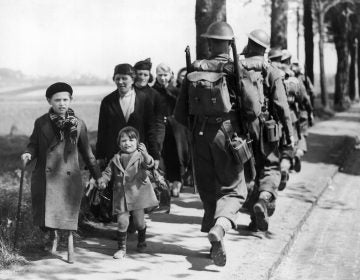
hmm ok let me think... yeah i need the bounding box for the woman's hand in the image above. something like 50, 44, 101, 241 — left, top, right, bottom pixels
21, 153, 32, 168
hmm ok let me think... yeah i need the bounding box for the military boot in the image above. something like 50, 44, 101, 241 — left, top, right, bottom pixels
253, 191, 272, 231
278, 170, 289, 191
137, 227, 147, 252
208, 225, 226, 267
247, 215, 258, 232
113, 231, 127, 259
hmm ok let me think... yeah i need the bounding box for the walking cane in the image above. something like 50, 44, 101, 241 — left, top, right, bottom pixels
13, 164, 26, 249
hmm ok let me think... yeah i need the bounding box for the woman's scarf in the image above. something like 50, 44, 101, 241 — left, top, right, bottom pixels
49, 108, 78, 144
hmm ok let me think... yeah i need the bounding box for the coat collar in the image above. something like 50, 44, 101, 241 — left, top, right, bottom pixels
111, 151, 141, 172
109, 88, 140, 124
39, 114, 59, 150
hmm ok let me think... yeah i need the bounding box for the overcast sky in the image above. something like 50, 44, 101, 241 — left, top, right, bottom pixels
0, 0, 336, 79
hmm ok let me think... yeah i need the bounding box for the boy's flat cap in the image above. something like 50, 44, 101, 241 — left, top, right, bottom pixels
46, 82, 73, 98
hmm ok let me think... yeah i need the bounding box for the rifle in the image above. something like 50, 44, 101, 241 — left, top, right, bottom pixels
185, 46, 198, 194
230, 39, 256, 181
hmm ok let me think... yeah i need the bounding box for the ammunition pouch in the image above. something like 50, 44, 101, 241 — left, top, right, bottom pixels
264, 119, 280, 143
221, 123, 253, 164
229, 137, 253, 164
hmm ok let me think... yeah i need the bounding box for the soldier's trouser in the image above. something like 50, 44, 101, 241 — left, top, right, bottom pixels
192, 118, 247, 233
297, 117, 308, 153
245, 119, 281, 217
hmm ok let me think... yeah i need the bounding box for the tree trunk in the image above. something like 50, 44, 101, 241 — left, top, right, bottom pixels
303, 0, 314, 83
349, 38, 359, 102
358, 36, 360, 101
317, 8, 328, 108
270, 0, 288, 49
329, 4, 352, 110
334, 37, 350, 109
195, 0, 226, 59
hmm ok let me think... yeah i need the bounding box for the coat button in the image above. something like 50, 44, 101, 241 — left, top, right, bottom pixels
46, 167, 51, 172
67, 171, 71, 175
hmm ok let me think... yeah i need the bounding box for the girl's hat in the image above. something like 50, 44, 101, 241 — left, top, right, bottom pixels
46, 82, 73, 98
113, 63, 135, 78
134, 58, 152, 71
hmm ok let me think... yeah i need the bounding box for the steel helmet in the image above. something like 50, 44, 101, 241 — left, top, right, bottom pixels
248, 29, 270, 49
201, 21, 235, 40
268, 49, 283, 60
281, 49, 292, 61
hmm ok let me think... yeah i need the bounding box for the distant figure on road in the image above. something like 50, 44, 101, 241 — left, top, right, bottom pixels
21, 82, 101, 251
98, 126, 158, 259
95, 63, 158, 222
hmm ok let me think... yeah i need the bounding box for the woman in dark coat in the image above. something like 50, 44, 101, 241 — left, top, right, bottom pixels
95, 64, 158, 221
152, 63, 191, 197
133, 58, 162, 168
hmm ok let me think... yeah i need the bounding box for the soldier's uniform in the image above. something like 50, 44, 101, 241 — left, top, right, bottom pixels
174, 22, 258, 267
279, 50, 312, 174
241, 32, 293, 232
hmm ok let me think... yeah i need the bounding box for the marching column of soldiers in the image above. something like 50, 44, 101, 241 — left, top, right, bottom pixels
175, 21, 314, 267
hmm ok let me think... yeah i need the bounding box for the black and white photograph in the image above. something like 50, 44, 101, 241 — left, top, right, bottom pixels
1, 0, 360, 279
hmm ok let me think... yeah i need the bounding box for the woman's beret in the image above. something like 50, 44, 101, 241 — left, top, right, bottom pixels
134, 58, 152, 71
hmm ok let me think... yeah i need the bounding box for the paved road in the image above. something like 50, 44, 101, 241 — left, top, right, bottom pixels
271, 147, 360, 280
1, 104, 360, 280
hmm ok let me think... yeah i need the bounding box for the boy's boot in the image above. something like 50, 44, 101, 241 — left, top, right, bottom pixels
137, 227, 147, 252
113, 231, 127, 259
208, 219, 228, 267
43, 229, 58, 253
253, 191, 272, 231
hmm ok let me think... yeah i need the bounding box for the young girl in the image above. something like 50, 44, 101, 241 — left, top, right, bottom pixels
98, 126, 158, 259
21, 82, 101, 259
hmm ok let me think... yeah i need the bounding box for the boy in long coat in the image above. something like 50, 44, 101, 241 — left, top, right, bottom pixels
21, 82, 101, 244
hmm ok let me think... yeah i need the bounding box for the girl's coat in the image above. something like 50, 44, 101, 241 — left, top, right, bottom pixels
102, 151, 158, 214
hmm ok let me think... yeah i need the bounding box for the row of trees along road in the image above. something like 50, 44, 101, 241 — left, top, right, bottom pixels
195, 0, 360, 112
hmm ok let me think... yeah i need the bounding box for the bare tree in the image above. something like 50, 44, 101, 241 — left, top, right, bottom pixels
270, 0, 288, 49
195, 0, 226, 59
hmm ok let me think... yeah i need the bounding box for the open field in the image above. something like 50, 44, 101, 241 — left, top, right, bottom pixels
0, 85, 114, 135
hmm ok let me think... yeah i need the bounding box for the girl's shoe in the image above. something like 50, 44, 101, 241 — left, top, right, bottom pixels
137, 227, 147, 252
